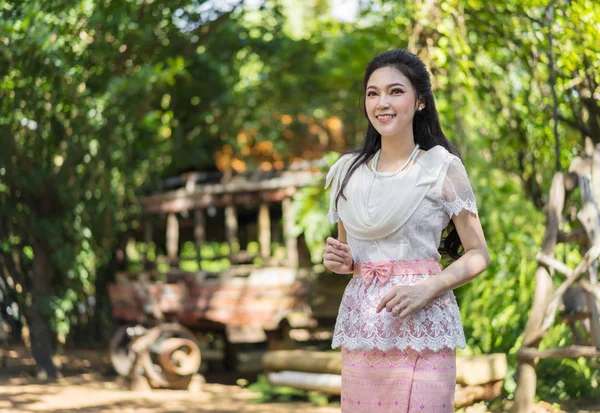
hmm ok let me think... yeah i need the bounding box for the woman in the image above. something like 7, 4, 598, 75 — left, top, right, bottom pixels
323, 49, 490, 412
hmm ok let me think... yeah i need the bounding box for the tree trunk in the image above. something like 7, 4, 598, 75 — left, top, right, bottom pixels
91, 235, 127, 345
27, 237, 58, 379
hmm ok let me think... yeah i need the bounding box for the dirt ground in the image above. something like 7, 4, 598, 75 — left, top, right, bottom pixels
0, 374, 342, 413
0, 346, 341, 413
0, 347, 598, 413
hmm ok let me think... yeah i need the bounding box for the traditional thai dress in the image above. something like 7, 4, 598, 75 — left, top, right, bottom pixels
325, 145, 478, 413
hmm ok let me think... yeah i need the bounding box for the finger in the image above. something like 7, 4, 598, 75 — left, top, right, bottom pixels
323, 246, 348, 261
323, 260, 342, 271
377, 285, 403, 311
325, 250, 347, 262
327, 241, 350, 256
327, 237, 351, 253
398, 305, 415, 319
376, 292, 395, 313
324, 243, 343, 256
385, 296, 403, 312
338, 242, 351, 253
326, 237, 339, 247
324, 253, 344, 264
392, 301, 409, 316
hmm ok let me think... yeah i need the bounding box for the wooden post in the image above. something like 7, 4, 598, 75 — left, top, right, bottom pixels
166, 213, 179, 270
282, 197, 298, 268
143, 219, 153, 270
586, 145, 600, 349
194, 208, 205, 270
258, 203, 271, 260
513, 173, 564, 413
576, 174, 600, 349
225, 205, 239, 256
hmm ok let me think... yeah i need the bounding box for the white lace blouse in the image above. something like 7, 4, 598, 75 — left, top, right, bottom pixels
325, 145, 478, 352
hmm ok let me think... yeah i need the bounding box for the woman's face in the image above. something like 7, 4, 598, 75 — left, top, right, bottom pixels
365, 66, 419, 139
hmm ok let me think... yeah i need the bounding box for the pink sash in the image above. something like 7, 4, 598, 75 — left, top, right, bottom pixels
353, 259, 442, 288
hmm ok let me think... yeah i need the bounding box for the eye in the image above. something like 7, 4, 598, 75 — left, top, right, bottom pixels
367, 91, 377, 97
391, 88, 404, 94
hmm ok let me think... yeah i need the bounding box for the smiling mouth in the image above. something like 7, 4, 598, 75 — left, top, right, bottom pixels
376, 114, 396, 120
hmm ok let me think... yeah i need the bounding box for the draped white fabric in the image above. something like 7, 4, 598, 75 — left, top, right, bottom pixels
325, 145, 479, 351
325, 146, 451, 240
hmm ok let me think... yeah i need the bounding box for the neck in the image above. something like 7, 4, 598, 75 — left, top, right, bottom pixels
379, 132, 416, 161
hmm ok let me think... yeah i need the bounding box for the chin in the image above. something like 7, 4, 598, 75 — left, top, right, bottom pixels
375, 126, 403, 137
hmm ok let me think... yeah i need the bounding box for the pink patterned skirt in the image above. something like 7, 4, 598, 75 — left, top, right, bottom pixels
341, 346, 456, 412
336, 259, 458, 412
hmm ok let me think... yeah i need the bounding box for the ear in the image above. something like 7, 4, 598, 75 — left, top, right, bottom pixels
416, 97, 426, 111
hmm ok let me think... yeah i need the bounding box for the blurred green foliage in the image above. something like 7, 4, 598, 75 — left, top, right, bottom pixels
0, 0, 598, 401
248, 373, 308, 403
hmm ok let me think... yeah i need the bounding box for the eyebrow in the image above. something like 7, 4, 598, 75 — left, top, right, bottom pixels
367, 82, 406, 90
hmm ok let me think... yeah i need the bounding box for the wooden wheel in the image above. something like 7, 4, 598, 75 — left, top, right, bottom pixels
109, 325, 138, 377
135, 323, 201, 389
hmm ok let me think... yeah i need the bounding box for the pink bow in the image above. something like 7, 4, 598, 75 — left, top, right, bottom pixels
360, 261, 392, 287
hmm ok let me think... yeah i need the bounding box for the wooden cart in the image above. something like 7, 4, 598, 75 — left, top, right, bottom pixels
107, 164, 346, 389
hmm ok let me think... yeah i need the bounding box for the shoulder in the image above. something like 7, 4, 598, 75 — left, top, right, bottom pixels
325, 152, 361, 189
416, 145, 456, 174
337, 151, 361, 165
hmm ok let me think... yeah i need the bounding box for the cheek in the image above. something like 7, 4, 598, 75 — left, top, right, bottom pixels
365, 100, 378, 119
395, 97, 415, 113
365, 99, 377, 113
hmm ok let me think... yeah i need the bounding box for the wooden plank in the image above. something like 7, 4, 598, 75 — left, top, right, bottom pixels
226, 326, 267, 343
141, 170, 320, 203
282, 197, 298, 267
455, 381, 503, 408
456, 354, 507, 386
576, 173, 600, 349
585, 264, 600, 350
557, 229, 588, 245
517, 345, 600, 360
266, 370, 504, 404
540, 243, 600, 333
225, 205, 239, 256
166, 213, 179, 269
203, 310, 288, 327
263, 350, 507, 386
262, 350, 342, 375
521, 172, 564, 347
267, 371, 341, 395
258, 203, 271, 259
536, 253, 572, 277
194, 208, 205, 266
141, 187, 302, 214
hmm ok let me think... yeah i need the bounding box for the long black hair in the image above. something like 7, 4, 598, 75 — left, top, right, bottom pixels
335, 49, 463, 259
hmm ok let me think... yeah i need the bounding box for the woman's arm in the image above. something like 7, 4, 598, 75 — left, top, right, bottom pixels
422, 209, 490, 297
337, 221, 348, 243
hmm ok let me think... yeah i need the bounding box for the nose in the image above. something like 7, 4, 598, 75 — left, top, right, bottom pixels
376, 94, 390, 109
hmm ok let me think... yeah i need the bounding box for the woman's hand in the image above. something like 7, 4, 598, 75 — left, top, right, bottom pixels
376, 283, 435, 318
323, 237, 353, 274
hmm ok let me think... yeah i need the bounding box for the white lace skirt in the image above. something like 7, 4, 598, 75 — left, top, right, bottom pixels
331, 259, 466, 352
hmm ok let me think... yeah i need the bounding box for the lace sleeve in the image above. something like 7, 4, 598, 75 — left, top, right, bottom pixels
324, 154, 355, 224
441, 157, 478, 218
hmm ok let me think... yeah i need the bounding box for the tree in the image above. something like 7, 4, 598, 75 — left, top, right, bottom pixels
0, 0, 248, 377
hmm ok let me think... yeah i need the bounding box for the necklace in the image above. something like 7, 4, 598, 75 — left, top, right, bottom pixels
364, 144, 421, 217
371, 144, 420, 176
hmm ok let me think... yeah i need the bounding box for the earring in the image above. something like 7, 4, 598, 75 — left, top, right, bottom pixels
418, 105, 425, 111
